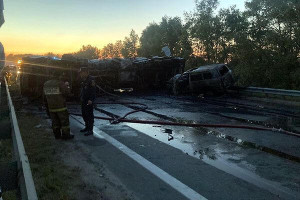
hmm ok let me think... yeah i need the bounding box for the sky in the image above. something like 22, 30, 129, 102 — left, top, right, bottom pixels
0, 0, 245, 55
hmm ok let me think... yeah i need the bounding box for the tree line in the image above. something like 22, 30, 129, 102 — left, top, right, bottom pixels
74, 16, 192, 61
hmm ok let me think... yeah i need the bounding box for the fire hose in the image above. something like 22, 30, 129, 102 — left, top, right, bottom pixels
68, 102, 300, 138
95, 102, 148, 124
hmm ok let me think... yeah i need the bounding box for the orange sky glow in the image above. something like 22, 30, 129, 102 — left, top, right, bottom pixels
0, 0, 244, 55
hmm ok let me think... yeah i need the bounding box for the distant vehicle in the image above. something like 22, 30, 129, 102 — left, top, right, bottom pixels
168, 64, 234, 95
3, 65, 18, 85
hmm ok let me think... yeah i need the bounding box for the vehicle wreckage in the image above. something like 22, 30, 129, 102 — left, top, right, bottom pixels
167, 64, 234, 95
19, 55, 185, 98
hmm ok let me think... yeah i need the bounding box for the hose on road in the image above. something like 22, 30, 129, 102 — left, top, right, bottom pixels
94, 102, 148, 124
68, 102, 300, 138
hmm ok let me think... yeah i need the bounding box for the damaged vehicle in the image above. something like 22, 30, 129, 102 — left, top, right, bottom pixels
168, 64, 234, 95
88, 56, 184, 90
19, 55, 185, 99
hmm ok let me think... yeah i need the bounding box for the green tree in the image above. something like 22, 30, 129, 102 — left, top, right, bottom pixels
44, 52, 61, 58
73, 45, 100, 59
112, 40, 123, 58
236, 0, 300, 88
139, 23, 162, 57
139, 17, 192, 59
100, 43, 114, 59
121, 30, 139, 58
186, 0, 300, 89
100, 40, 124, 59
160, 16, 192, 59
186, 0, 222, 63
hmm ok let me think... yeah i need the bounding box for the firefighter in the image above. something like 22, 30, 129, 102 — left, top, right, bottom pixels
79, 67, 96, 136
43, 72, 74, 140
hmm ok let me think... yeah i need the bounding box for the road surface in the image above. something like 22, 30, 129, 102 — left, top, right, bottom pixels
66, 93, 300, 200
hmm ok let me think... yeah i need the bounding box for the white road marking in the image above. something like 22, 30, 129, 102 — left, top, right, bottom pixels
70, 116, 208, 200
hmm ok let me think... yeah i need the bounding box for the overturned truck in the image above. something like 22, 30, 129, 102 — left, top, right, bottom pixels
19, 55, 185, 98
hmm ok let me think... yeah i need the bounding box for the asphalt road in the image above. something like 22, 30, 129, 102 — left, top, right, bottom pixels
68, 94, 300, 200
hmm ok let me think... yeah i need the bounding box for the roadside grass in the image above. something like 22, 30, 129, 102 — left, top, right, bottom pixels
0, 139, 17, 200
8, 83, 80, 200
2, 191, 17, 200
17, 111, 80, 200
0, 139, 13, 163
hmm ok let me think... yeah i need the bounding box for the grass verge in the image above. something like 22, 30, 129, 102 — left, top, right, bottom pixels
16, 110, 80, 200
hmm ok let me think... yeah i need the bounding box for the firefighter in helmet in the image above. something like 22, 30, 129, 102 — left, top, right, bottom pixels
43, 71, 74, 140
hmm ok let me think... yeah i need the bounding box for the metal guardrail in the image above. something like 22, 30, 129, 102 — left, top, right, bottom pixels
2, 78, 38, 200
241, 87, 300, 98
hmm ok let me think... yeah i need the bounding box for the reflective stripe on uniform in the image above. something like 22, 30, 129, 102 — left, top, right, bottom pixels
44, 87, 61, 95
49, 107, 67, 112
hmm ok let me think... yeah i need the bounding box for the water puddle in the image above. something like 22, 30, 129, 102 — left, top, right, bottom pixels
140, 108, 300, 162
125, 123, 300, 200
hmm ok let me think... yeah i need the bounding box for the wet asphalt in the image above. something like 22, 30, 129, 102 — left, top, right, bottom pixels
68, 94, 300, 200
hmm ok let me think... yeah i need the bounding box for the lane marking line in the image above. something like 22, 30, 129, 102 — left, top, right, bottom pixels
70, 116, 207, 200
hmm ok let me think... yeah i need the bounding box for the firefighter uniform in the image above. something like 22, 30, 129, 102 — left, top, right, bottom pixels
80, 75, 96, 135
43, 79, 73, 139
